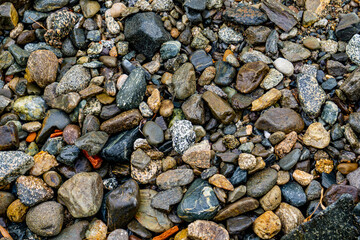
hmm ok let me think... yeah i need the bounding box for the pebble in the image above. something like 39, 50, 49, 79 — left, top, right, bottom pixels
223, 5, 267, 26
50, 220, 89, 240
13, 95, 47, 121
279, 149, 301, 171
56, 65, 91, 95
151, 187, 183, 212
30, 151, 58, 176
182, 140, 212, 169
246, 168, 278, 198
85, 219, 107, 240
0, 2, 18, 30
236, 61, 269, 94
170, 120, 196, 154
281, 181, 307, 207
275, 202, 304, 234
273, 57, 294, 76
323, 184, 360, 206
253, 211, 281, 239
16, 176, 54, 206
177, 179, 219, 222
208, 174, 234, 191
251, 88, 282, 111
6, 199, 29, 223
57, 172, 103, 218
347, 167, 360, 189
100, 109, 142, 135
303, 122, 330, 149
160, 41, 181, 60
26, 201, 64, 237
0, 151, 34, 186
259, 185, 281, 211
108, 2, 126, 18
74, 131, 108, 156
218, 27, 243, 44
202, 91, 235, 124
172, 63, 196, 100
156, 169, 194, 190
293, 169, 314, 186
238, 153, 257, 170
260, 68, 283, 90
214, 197, 259, 221
188, 220, 229, 240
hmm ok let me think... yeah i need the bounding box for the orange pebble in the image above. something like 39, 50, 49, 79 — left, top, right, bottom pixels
223, 49, 233, 61
82, 150, 103, 169
153, 226, 179, 240
26, 132, 37, 143
50, 131, 63, 138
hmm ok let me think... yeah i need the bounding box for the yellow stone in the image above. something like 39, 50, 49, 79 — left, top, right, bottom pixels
251, 88, 282, 111
174, 229, 188, 240
303, 122, 330, 149
147, 88, 161, 113
253, 211, 281, 239
315, 159, 334, 174
293, 169, 314, 186
96, 93, 115, 104
7, 199, 29, 223
209, 174, 234, 191
30, 151, 59, 176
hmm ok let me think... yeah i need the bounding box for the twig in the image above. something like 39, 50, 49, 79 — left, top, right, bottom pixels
28, 17, 47, 30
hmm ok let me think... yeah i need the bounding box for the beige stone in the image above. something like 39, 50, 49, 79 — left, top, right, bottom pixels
253, 211, 281, 239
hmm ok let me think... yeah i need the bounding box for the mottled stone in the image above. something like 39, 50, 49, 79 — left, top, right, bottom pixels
170, 120, 196, 154
172, 63, 196, 100
188, 220, 229, 240
253, 211, 281, 239
182, 140, 212, 169
223, 5, 267, 26
30, 151, 58, 176
236, 61, 269, 94
13, 95, 47, 121
0, 151, 34, 186
275, 203, 304, 234
16, 176, 54, 207
303, 122, 330, 149
57, 172, 103, 218
56, 65, 91, 95
280, 41, 311, 62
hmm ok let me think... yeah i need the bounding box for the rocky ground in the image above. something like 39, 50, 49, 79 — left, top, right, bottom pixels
0, 0, 360, 239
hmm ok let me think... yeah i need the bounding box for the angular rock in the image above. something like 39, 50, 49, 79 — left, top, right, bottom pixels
172, 63, 196, 100
156, 169, 194, 190
106, 179, 140, 231
0, 123, 19, 151
181, 93, 205, 125
13, 95, 47, 121
188, 220, 230, 240
202, 91, 235, 124
182, 140, 212, 169
56, 65, 91, 95
124, 12, 171, 59
281, 41, 311, 62
213, 197, 259, 221
340, 66, 360, 101
36, 109, 71, 143
75, 131, 108, 156
236, 61, 269, 94
261, 0, 298, 32
16, 176, 54, 207
0, 2, 18, 30
0, 151, 34, 186
151, 187, 183, 212
223, 5, 267, 26
57, 172, 103, 218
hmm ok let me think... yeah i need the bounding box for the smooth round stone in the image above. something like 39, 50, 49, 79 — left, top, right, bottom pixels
43, 171, 62, 188
50, 220, 89, 240
321, 101, 339, 125
63, 124, 81, 145
107, 229, 129, 240
246, 168, 278, 198
275, 202, 304, 234
213, 197, 259, 221
172, 63, 196, 100
26, 50, 58, 88
57, 172, 103, 218
293, 169, 314, 186
108, 2, 126, 18
214, 61, 236, 86
156, 169, 194, 190
34, 0, 69, 12
303, 36, 321, 50
13, 95, 47, 121
278, 149, 301, 171
303, 122, 330, 149
226, 215, 253, 235
106, 179, 140, 231
160, 41, 181, 60
238, 153, 257, 170
99, 56, 117, 68
305, 180, 322, 201
142, 121, 164, 146
281, 181, 307, 207
260, 185, 281, 211
323, 184, 360, 206
80, 0, 100, 18
0, 191, 15, 215
177, 179, 220, 222
273, 57, 294, 76
26, 201, 64, 237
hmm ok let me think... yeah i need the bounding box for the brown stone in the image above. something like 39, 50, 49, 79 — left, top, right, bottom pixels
100, 109, 143, 134
159, 99, 174, 117
63, 124, 81, 145
323, 184, 360, 206
187, 220, 229, 240
337, 163, 358, 175
209, 174, 234, 191
147, 88, 161, 113
315, 159, 334, 174
275, 202, 304, 234
293, 169, 313, 186
182, 140, 212, 169
198, 66, 216, 86
213, 197, 259, 221
255, 108, 305, 133
202, 91, 235, 124
0, 191, 15, 215
253, 211, 281, 239
7, 199, 29, 222
79, 84, 104, 98
251, 88, 282, 111
236, 61, 269, 94
0, 122, 19, 151
259, 185, 281, 211
274, 131, 297, 158
30, 151, 58, 176
26, 50, 58, 88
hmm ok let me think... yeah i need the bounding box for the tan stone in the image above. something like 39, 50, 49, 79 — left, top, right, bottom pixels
302, 122, 330, 149
198, 66, 216, 86
182, 140, 212, 169
251, 88, 282, 111
208, 174, 234, 191
253, 211, 281, 239
260, 185, 281, 211
275, 131, 297, 158
275, 202, 304, 234
7, 199, 29, 222
293, 169, 314, 186
277, 171, 290, 185
337, 163, 358, 175
30, 151, 59, 176
147, 88, 161, 113
159, 99, 174, 117
248, 157, 266, 174
238, 153, 257, 170
187, 220, 229, 240
202, 91, 235, 124
85, 219, 107, 240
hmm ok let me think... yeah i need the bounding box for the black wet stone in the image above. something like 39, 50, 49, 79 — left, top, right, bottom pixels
321, 171, 336, 189
116, 68, 146, 111
100, 127, 141, 162
124, 12, 172, 59
230, 167, 247, 186
335, 13, 360, 42
278, 149, 301, 171
282, 194, 360, 240
106, 179, 140, 231
223, 5, 267, 26
214, 61, 236, 86
281, 181, 307, 207
246, 168, 277, 198
177, 178, 220, 222
227, 215, 253, 235
57, 145, 80, 166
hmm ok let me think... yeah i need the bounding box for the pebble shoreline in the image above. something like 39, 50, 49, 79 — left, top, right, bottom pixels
0, 0, 360, 239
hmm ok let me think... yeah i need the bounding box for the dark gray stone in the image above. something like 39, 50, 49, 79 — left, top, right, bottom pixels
246, 168, 277, 198
278, 149, 301, 171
